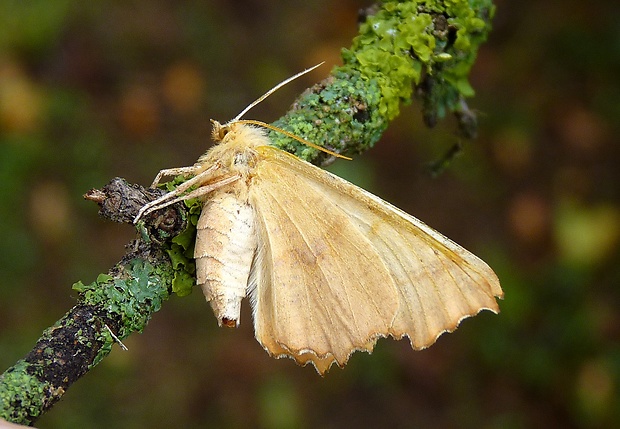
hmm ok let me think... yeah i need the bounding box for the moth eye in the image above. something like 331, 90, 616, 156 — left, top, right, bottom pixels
210, 120, 230, 142
219, 127, 230, 139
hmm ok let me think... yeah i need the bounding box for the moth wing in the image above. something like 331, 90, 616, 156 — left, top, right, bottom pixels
249, 151, 401, 374
249, 146, 502, 374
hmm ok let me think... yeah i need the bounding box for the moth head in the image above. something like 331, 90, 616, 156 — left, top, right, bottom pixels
210, 119, 230, 143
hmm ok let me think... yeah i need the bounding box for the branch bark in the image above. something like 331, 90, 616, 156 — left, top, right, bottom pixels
0, 0, 495, 424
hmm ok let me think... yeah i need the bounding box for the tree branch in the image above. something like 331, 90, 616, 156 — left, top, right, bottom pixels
0, 0, 495, 424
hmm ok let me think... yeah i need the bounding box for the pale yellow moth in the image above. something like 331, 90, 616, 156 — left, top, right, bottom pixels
135, 65, 503, 374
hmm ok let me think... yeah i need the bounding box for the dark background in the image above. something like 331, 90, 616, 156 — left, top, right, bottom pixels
1, 1, 618, 428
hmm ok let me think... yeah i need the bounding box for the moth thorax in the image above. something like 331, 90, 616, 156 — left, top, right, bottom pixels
195, 192, 257, 327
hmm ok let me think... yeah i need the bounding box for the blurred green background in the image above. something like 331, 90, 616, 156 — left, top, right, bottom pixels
1, 0, 619, 428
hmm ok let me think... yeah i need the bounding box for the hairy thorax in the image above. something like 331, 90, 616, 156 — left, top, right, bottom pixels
198, 122, 271, 182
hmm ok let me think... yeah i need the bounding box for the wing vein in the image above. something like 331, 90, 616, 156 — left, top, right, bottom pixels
261, 184, 337, 351
270, 183, 376, 347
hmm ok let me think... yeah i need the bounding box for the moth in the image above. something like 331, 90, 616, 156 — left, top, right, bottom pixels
135, 65, 503, 374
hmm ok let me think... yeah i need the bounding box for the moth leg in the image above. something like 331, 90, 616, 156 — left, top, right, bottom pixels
157, 163, 221, 198
134, 174, 241, 223
135, 163, 220, 223
150, 163, 218, 188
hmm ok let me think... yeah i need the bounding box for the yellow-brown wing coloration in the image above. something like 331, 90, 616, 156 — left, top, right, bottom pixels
248, 146, 503, 374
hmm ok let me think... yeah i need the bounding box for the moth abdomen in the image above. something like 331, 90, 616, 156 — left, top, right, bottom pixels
195, 191, 257, 327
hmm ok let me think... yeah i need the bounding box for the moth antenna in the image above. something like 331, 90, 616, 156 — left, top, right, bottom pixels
218, 63, 350, 160
238, 119, 352, 161
231, 62, 325, 123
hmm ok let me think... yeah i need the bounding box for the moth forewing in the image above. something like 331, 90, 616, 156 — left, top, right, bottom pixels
248, 145, 502, 374
344, 184, 502, 348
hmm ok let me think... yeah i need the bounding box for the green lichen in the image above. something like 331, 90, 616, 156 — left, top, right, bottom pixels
166, 236, 196, 298
342, 0, 494, 123
73, 260, 171, 338
0, 361, 45, 425
166, 185, 201, 297
269, 68, 386, 164
267, 0, 494, 166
